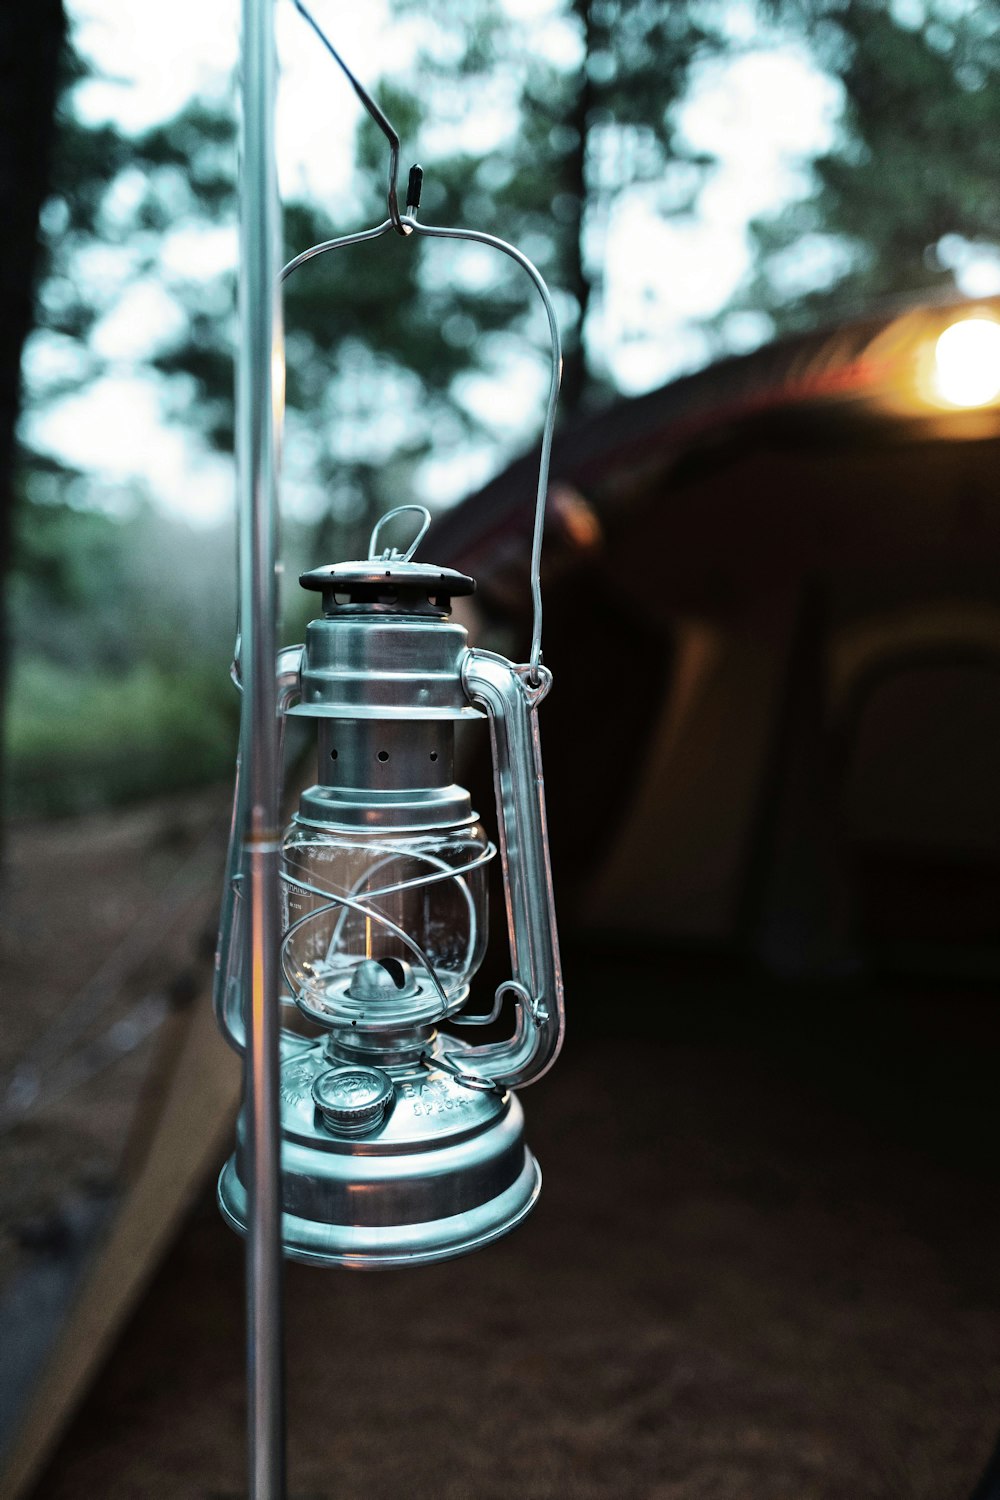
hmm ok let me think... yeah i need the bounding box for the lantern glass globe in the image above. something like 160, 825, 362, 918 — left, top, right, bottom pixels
280, 819, 490, 1011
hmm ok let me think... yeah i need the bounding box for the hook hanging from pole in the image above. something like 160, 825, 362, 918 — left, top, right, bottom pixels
291, 0, 414, 234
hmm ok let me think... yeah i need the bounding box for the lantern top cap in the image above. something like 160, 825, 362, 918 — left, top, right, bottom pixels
300, 559, 475, 595
299, 558, 476, 607
299, 503, 476, 610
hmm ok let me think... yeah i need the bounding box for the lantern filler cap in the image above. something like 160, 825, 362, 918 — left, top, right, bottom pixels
311, 1064, 395, 1137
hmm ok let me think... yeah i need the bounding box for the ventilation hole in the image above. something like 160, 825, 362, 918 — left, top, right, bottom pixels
429, 751, 438, 762
377, 750, 389, 763
330, 749, 338, 761
380, 957, 408, 990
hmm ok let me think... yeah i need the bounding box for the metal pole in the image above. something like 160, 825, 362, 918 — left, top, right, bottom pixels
238, 0, 285, 1493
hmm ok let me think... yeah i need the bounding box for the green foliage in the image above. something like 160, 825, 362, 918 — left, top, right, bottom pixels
5, 490, 240, 814
386, 0, 721, 406
3, 479, 330, 814
5, 657, 236, 817
10, 492, 236, 667
25, 5, 726, 548
735, 0, 1000, 329
12, 0, 1000, 816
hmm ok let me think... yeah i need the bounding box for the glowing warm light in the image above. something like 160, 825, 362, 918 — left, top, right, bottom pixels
933, 318, 1000, 407
271, 338, 286, 424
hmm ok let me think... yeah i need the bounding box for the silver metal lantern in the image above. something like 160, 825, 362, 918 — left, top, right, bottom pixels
216, 504, 564, 1267
225, 4, 564, 1482
217, 6, 566, 1276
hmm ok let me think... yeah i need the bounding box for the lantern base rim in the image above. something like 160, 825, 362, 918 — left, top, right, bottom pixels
217, 1151, 540, 1269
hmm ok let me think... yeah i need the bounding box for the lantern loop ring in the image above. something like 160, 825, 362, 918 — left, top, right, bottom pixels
515, 661, 552, 709
368, 504, 432, 562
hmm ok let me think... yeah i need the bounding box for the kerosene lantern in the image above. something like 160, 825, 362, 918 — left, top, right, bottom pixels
216, 503, 564, 1267
215, 0, 565, 1296
221, 10, 566, 1490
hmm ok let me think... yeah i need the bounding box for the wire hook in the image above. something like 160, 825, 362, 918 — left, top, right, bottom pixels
291, 0, 410, 235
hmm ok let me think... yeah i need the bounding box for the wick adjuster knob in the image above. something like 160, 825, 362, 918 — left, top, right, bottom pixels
312, 1065, 394, 1137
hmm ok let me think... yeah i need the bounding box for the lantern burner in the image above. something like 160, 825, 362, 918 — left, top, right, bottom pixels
347, 955, 417, 999
295, 951, 469, 1034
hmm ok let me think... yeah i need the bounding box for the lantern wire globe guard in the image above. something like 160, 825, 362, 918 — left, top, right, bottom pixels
222, 3, 566, 1492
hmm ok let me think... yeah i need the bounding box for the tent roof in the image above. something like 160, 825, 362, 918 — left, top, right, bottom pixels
428, 293, 1000, 597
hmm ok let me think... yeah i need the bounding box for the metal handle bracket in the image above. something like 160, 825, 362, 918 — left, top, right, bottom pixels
446, 649, 565, 1091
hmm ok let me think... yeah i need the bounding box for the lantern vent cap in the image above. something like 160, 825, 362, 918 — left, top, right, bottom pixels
300, 558, 476, 607
300, 503, 475, 613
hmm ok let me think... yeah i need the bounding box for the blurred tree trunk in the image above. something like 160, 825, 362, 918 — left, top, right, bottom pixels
0, 0, 65, 836
561, 0, 595, 416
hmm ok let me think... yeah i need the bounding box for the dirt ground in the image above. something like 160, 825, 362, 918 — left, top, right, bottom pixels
23, 944, 1000, 1500
0, 791, 229, 1294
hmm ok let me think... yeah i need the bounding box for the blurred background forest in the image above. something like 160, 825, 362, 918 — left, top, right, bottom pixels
3, 0, 999, 818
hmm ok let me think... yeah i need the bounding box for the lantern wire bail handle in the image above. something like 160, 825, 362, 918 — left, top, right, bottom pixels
368, 504, 432, 561
285, 0, 563, 686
